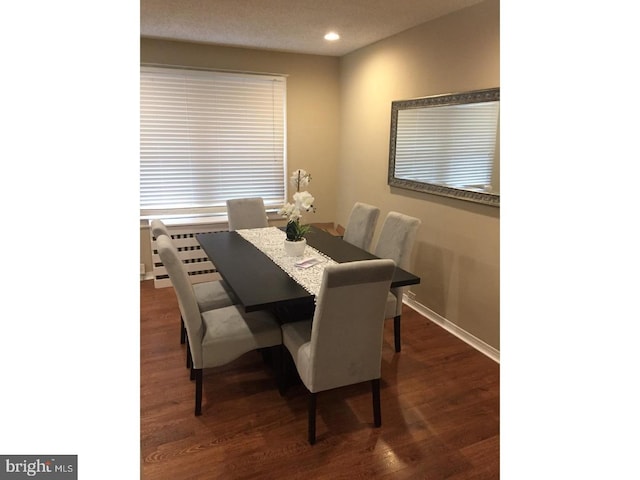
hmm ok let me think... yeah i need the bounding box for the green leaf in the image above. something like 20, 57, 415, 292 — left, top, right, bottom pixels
285, 220, 309, 241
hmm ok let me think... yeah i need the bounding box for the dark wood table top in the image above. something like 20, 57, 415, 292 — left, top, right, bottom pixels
196, 226, 420, 312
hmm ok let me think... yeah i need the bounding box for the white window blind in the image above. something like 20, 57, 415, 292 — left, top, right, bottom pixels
394, 101, 499, 191
140, 66, 286, 217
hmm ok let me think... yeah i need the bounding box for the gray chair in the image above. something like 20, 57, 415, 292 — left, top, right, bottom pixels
156, 235, 282, 416
150, 219, 237, 348
281, 259, 396, 444
373, 212, 421, 353
226, 197, 269, 231
342, 202, 380, 252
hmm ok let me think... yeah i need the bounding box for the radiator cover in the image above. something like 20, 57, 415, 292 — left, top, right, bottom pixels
151, 222, 227, 288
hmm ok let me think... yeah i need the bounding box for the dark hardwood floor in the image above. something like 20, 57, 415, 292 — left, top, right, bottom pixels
140, 280, 499, 479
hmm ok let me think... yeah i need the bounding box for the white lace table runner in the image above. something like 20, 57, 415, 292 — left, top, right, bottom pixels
235, 227, 336, 297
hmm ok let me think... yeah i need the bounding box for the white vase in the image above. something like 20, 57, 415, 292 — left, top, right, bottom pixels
284, 237, 307, 256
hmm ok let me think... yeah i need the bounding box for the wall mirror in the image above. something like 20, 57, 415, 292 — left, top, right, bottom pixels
388, 87, 500, 207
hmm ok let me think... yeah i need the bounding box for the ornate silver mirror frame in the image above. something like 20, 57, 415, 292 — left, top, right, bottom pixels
388, 87, 500, 207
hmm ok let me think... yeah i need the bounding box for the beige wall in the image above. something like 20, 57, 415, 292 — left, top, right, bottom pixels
139, 0, 500, 349
336, 0, 500, 348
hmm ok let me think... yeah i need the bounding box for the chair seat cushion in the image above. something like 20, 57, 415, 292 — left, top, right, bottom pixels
193, 280, 237, 311
281, 319, 313, 390
200, 305, 282, 368
282, 319, 312, 351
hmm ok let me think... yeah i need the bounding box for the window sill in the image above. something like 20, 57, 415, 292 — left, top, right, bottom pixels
139, 211, 284, 229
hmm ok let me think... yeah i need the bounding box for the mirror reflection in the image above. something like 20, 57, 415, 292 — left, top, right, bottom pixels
388, 88, 500, 207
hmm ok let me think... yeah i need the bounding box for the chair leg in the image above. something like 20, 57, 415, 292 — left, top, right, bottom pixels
308, 392, 317, 445
372, 379, 381, 427
393, 315, 402, 352
180, 316, 186, 344
194, 369, 203, 416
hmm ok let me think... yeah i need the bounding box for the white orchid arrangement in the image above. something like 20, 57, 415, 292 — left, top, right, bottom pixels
278, 169, 315, 241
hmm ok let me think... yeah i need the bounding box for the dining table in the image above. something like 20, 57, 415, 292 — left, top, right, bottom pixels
196, 225, 420, 320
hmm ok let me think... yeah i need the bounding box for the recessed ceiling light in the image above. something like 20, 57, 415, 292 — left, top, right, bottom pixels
324, 32, 340, 41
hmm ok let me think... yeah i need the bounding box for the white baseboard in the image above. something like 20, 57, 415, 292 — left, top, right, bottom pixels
403, 296, 499, 363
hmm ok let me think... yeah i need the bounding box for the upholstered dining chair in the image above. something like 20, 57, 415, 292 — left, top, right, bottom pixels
342, 202, 380, 252
150, 219, 237, 349
156, 234, 282, 416
226, 197, 269, 231
373, 212, 421, 353
280, 258, 396, 444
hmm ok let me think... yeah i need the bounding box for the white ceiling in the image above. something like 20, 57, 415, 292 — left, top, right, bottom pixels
140, 0, 486, 56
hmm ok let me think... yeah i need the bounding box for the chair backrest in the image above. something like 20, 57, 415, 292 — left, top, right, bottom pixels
342, 202, 380, 251
373, 212, 421, 271
307, 259, 395, 393
226, 197, 269, 231
156, 235, 204, 366
150, 219, 171, 240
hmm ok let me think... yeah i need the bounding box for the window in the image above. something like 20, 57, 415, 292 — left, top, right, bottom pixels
140, 66, 286, 218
